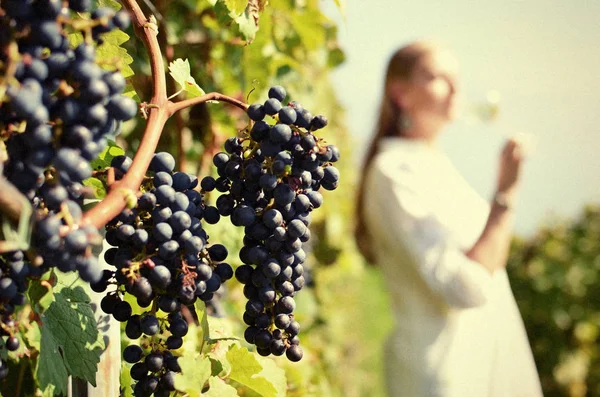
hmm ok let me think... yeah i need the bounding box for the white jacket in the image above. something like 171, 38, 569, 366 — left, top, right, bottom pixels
363, 137, 543, 397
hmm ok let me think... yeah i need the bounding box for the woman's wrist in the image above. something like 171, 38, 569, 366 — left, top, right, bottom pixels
492, 190, 516, 211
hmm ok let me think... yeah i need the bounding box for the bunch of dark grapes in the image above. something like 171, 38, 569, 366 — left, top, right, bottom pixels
201, 85, 340, 362
0, 1, 137, 274
97, 152, 233, 396
0, 0, 137, 381
0, 251, 33, 377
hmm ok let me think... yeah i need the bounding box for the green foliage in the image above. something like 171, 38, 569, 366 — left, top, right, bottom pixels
90, 140, 125, 170
508, 205, 600, 397
226, 345, 287, 397
83, 177, 107, 200
36, 273, 104, 395
96, 29, 135, 78
169, 58, 207, 97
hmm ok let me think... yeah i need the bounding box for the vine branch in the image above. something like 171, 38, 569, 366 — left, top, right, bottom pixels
167, 92, 248, 116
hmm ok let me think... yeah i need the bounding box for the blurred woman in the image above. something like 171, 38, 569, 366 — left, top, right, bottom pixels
355, 41, 543, 397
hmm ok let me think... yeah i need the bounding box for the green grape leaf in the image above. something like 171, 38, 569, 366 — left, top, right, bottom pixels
120, 362, 134, 397
24, 321, 41, 352
211, 0, 260, 43
169, 58, 206, 98
226, 345, 286, 397
96, 29, 135, 78
90, 139, 125, 171
223, 0, 247, 15
122, 83, 140, 101
234, 9, 259, 43
36, 286, 105, 393
195, 300, 210, 341
83, 177, 107, 200
28, 277, 55, 313
98, 0, 122, 10
202, 376, 239, 396
68, 32, 84, 49
37, 323, 70, 396
175, 353, 212, 396
254, 354, 287, 397
40, 383, 59, 397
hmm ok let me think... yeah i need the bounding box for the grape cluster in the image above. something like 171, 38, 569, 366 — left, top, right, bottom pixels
1, 1, 136, 198
201, 85, 340, 361
0, 0, 137, 381
0, 251, 32, 379
0, 1, 136, 276
96, 152, 232, 396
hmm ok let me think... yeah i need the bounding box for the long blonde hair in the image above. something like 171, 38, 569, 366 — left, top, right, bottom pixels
354, 41, 437, 263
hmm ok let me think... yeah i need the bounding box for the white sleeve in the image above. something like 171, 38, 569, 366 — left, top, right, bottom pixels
369, 159, 494, 309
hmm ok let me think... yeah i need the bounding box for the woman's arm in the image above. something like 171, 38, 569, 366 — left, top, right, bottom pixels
465, 192, 516, 274
466, 138, 523, 274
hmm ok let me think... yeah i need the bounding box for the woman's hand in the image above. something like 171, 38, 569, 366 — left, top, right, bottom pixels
496, 138, 524, 195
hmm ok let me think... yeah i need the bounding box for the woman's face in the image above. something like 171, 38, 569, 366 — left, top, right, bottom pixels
402, 49, 460, 123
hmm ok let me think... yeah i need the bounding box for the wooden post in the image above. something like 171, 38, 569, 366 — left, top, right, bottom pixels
87, 239, 122, 397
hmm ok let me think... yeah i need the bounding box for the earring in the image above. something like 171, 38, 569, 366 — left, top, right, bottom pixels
397, 114, 412, 132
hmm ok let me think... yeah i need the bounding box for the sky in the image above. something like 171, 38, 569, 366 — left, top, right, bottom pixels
323, 0, 600, 238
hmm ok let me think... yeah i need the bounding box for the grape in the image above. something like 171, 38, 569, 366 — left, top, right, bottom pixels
278, 106, 297, 125
169, 318, 188, 337
166, 336, 183, 350
151, 152, 176, 173
263, 98, 282, 115
113, 301, 133, 322
247, 103, 266, 121
153, 223, 173, 242
141, 315, 160, 336
155, 185, 176, 206
268, 85, 286, 101
101, 294, 120, 314
310, 114, 328, 130
160, 371, 176, 391
106, 95, 138, 120
286, 345, 303, 362
0, 279, 17, 300
112, 11, 131, 30
130, 362, 148, 380
270, 124, 292, 144
170, 211, 192, 233
150, 265, 172, 289
125, 316, 143, 339
69, 0, 92, 13
145, 352, 164, 372
270, 339, 286, 356
5, 336, 19, 351
207, 244, 228, 262
123, 345, 143, 363
245, 300, 264, 317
